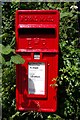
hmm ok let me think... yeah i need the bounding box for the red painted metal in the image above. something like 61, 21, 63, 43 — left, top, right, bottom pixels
15, 10, 59, 112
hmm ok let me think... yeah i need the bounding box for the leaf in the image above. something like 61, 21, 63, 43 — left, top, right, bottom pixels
11, 54, 25, 64
2, 45, 13, 55
11, 111, 20, 119
0, 53, 5, 64
0, 44, 3, 53
0, 33, 8, 39
10, 36, 15, 47
12, 0, 20, 2
2, 56, 5, 64
60, 12, 73, 19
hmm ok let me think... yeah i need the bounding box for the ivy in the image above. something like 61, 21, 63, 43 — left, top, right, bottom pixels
2, 45, 13, 55
11, 54, 25, 64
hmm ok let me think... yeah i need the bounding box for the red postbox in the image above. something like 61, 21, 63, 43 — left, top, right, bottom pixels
15, 10, 59, 112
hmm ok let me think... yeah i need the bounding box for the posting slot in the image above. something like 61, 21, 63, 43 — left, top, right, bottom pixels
18, 28, 56, 38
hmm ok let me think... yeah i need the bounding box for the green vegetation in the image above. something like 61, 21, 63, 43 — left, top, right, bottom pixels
1, 2, 80, 120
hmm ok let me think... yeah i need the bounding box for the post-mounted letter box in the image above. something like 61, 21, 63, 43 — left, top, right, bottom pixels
15, 10, 59, 112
